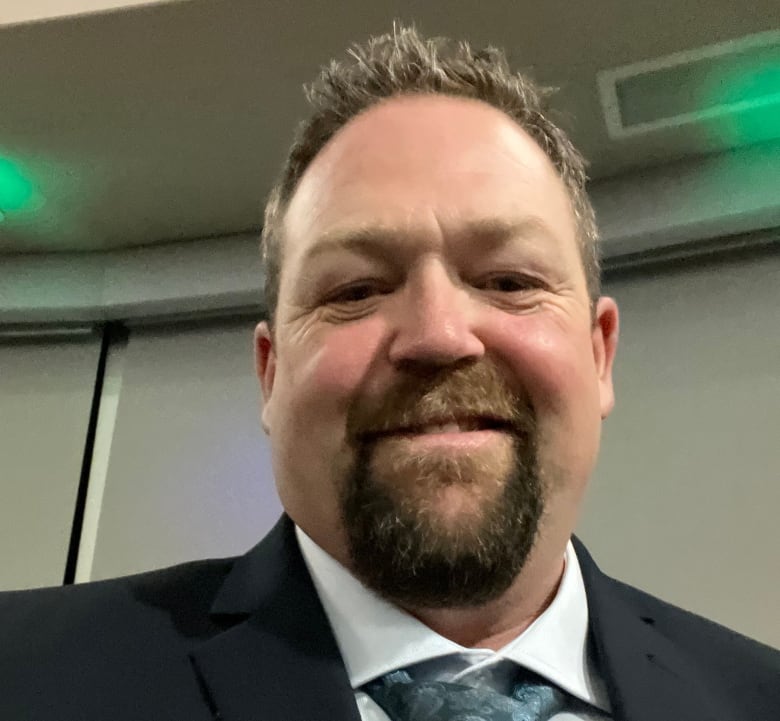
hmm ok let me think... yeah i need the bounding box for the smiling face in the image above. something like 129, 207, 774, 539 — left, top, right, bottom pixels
256, 94, 618, 607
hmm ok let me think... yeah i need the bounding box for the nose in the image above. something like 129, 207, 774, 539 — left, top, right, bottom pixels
388, 260, 485, 370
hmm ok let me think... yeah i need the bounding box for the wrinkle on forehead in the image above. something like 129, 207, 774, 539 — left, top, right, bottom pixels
299, 214, 567, 266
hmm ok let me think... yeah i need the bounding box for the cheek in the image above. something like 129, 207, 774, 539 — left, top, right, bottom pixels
495, 314, 600, 415
269, 319, 388, 514
495, 314, 603, 484
282, 318, 387, 423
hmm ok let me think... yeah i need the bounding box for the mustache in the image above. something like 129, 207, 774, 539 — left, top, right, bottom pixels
346, 360, 534, 440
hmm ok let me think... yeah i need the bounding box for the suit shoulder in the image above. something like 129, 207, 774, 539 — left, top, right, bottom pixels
607, 575, 780, 693
0, 558, 240, 720
0, 556, 236, 649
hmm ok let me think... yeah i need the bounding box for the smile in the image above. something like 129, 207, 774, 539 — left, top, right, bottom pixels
401, 420, 497, 434
363, 417, 515, 448
391, 416, 513, 435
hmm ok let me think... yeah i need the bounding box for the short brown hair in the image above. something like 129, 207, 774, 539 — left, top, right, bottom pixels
261, 24, 600, 327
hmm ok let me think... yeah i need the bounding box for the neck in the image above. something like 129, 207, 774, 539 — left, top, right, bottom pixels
402, 544, 567, 651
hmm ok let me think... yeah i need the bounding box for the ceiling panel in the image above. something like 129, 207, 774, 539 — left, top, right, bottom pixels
1, 0, 778, 252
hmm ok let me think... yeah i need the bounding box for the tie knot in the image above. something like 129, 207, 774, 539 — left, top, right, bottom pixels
364, 658, 570, 721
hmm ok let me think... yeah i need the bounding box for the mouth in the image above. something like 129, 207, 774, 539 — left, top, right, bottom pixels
365, 416, 514, 439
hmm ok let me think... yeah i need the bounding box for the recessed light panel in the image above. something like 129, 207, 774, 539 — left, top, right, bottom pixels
598, 31, 780, 144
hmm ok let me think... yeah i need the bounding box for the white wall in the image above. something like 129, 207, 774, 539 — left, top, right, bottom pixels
0, 0, 176, 27
1, 251, 777, 648
580, 250, 780, 646
0, 334, 102, 589
83, 320, 279, 582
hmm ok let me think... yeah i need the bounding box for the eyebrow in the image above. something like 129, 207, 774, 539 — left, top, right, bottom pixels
301, 216, 560, 264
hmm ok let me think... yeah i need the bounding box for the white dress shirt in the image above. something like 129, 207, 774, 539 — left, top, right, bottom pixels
296, 526, 612, 720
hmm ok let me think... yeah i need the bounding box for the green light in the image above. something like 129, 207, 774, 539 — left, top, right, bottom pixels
0, 158, 34, 212
708, 59, 780, 106
700, 44, 780, 145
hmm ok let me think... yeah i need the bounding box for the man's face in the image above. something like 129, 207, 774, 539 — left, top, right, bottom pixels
256, 95, 617, 606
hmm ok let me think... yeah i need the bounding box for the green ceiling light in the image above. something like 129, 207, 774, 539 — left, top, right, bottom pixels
0, 157, 35, 219
700, 47, 780, 145
598, 31, 780, 147
708, 55, 780, 106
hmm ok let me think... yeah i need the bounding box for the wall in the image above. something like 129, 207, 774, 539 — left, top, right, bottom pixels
0, 0, 172, 27
1, 250, 778, 647
0, 333, 102, 588
580, 249, 780, 646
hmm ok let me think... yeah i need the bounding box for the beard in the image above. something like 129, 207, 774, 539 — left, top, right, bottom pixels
340, 361, 544, 609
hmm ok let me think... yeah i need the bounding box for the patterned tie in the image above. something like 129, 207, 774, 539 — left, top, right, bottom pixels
364, 662, 569, 721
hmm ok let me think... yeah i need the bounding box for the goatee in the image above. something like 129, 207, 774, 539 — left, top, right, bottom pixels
341, 361, 544, 609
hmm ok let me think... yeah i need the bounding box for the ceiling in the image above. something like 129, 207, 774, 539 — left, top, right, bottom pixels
1, 0, 778, 253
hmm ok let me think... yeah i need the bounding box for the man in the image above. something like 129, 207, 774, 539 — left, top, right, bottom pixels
0, 25, 777, 721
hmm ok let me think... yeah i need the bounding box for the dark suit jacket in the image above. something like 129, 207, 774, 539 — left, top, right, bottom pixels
0, 515, 777, 720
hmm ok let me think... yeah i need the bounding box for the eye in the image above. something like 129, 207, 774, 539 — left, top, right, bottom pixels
476, 274, 540, 293
325, 282, 386, 304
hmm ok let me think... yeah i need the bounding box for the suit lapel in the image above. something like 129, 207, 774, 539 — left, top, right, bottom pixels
191, 521, 741, 721
573, 538, 738, 721
188, 516, 361, 721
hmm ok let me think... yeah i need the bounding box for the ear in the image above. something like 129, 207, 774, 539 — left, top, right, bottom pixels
254, 321, 277, 434
591, 297, 619, 419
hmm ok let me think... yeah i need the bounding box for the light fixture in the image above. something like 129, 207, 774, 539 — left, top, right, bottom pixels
0, 157, 35, 221
598, 30, 780, 146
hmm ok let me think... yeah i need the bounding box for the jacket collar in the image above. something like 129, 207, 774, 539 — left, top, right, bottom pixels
573, 537, 740, 721
188, 515, 361, 721
190, 518, 738, 721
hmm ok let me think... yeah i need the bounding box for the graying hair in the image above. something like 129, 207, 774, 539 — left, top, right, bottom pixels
261, 24, 600, 327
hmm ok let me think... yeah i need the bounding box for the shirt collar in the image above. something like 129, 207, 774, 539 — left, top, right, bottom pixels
295, 526, 611, 712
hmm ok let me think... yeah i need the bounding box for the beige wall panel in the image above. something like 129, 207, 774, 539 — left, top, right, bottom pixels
88, 321, 279, 581
85, 252, 779, 648
0, 335, 101, 590
579, 251, 779, 647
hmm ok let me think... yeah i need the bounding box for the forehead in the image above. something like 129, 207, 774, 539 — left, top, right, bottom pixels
283, 94, 578, 266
